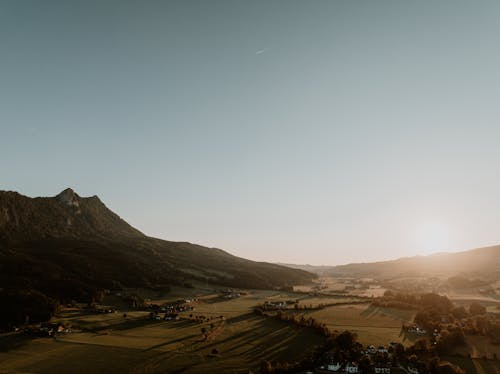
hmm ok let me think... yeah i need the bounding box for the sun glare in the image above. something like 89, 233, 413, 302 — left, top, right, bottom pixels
416, 221, 451, 256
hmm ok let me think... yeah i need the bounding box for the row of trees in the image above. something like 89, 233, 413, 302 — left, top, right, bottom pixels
0, 289, 60, 330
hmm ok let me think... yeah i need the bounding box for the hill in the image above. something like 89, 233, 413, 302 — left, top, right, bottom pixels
0, 189, 314, 327
285, 246, 500, 279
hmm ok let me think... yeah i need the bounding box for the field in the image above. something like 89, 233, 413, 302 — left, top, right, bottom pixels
451, 335, 500, 360
292, 303, 417, 346
0, 290, 325, 374
444, 356, 500, 374
1, 285, 498, 373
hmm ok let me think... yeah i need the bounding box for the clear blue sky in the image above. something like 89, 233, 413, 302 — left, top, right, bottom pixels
2, 1, 500, 265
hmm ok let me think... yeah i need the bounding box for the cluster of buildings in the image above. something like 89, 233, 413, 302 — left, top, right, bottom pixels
307, 343, 419, 374
38, 322, 71, 337
263, 300, 288, 310
407, 325, 426, 335
161, 301, 195, 313
221, 289, 241, 299
312, 362, 419, 374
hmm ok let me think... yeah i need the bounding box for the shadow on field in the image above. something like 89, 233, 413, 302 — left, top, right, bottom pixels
360, 304, 379, 318
199, 315, 323, 363
77, 317, 156, 332
226, 312, 255, 324
166, 319, 197, 330
0, 333, 32, 352
143, 333, 199, 352
202, 296, 230, 304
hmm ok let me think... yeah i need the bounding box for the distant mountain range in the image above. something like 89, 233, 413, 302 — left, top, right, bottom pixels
0, 189, 314, 322
281, 246, 500, 279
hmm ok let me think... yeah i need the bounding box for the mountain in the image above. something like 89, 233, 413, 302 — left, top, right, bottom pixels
285, 247, 500, 279
0, 189, 314, 327
0, 188, 143, 242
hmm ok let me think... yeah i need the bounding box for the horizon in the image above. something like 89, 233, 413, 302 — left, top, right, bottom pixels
3, 1, 500, 265
4, 186, 499, 267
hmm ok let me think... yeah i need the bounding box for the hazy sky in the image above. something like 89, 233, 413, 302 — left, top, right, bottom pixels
2, 1, 500, 265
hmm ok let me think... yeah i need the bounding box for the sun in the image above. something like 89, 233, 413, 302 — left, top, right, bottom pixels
415, 221, 451, 256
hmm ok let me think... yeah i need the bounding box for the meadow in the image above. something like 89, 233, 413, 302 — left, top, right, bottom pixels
292, 303, 417, 346
0, 290, 325, 374
1, 285, 498, 373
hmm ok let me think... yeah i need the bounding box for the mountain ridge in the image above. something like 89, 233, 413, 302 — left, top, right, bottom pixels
0, 188, 144, 242
0, 188, 315, 327
280, 245, 500, 278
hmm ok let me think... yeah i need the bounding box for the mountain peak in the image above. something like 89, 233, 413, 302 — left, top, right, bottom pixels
0, 188, 144, 242
55, 188, 80, 207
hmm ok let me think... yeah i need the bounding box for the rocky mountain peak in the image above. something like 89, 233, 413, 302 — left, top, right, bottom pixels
55, 188, 80, 207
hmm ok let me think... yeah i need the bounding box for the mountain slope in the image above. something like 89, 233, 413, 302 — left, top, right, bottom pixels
0, 189, 314, 327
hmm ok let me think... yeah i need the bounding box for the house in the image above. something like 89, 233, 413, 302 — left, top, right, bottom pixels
327, 363, 341, 371
408, 325, 426, 335
164, 313, 179, 321
263, 301, 288, 310
344, 363, 358, 373
366, 345, 377, 354
408, 367, 419, 374
378, 346, 388, 354
375, 368, 390, 374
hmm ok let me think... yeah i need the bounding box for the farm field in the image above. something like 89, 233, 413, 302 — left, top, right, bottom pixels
0, 291, 325, 374
294, 303, 417, 346
444, 356, 500, 374
451, 335, 500, 360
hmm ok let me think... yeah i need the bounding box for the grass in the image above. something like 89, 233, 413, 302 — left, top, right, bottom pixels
290, 303, 416, 346
444, 356, 500, 374
451, 335, 500, 360
0, 292, 325, 373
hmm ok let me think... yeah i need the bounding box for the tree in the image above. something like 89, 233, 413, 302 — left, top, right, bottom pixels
335, 330, 357, 351
452, 306, 468, 319
469, 302, 486, 316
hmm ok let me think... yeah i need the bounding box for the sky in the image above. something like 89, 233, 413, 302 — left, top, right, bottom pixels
1, 0, 500, 265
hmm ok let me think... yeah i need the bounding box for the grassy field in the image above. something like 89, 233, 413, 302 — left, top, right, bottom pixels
451, 335, 500, 360
291, 303, 417, 346
2, 287, 496, 373
444, 356, 500, 374
0, 291, 325, 374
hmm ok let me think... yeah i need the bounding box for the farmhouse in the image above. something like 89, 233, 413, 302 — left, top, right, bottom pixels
327, 363, 341, 371
377, 345, 388, 354
164, 313, 179, 321
316, 363, 343, 373
408, 325, 426, 335
344, 362, 358, 373
263, 300, 288, 310
366, 345, 377, 354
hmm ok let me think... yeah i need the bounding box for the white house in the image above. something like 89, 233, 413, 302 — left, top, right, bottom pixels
408, 367, 419, 374
366, 345, 377, 354
377, 346, 388, 354
327, 363, 341, 371
344, 363, 358, 373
